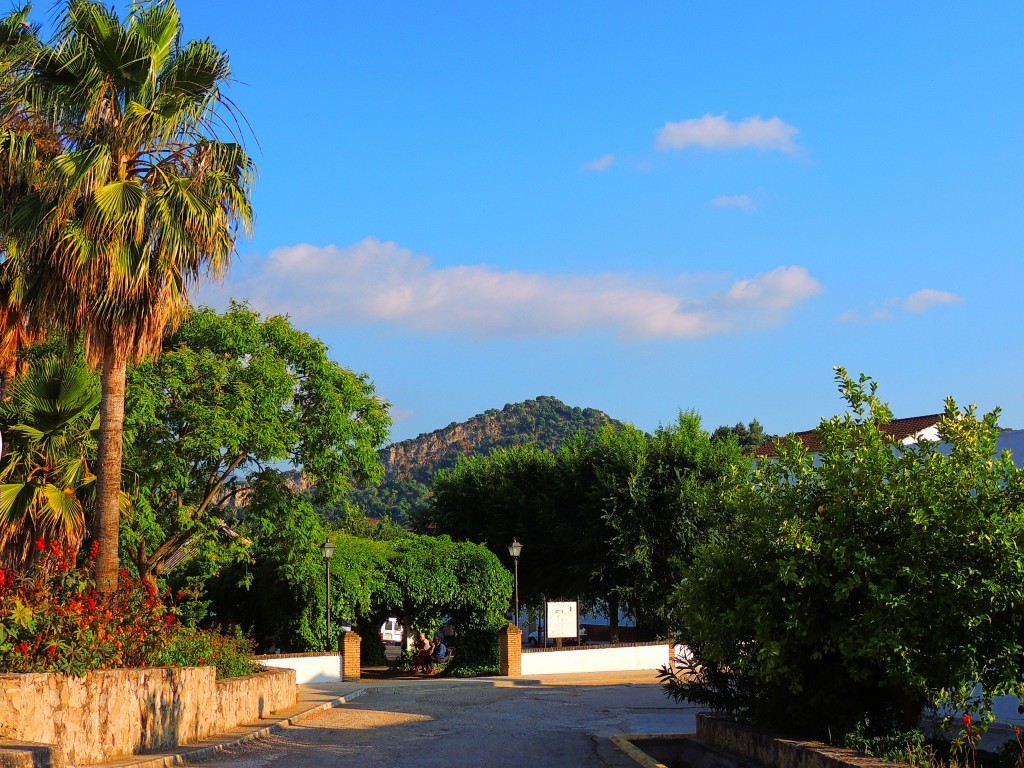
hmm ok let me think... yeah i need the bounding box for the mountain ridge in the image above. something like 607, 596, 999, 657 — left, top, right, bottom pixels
348, 395, 621, 521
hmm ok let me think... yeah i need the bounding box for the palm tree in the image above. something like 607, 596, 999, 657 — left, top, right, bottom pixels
0, 357, 99, 569
0, 1, 255, 592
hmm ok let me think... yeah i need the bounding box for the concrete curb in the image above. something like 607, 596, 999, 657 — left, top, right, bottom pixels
85, 688, 367, 768
610, 734, 671, 768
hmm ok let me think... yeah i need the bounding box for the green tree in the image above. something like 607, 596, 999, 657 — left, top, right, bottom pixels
122, 303, 391, 579
663, 369, 1024, 740
418, 444, 565, 608
599, 413, 747, 636
421, 416, 746, 637
711, 419, 772, 451
0, 357, 99, 568
0, 0, 256, 593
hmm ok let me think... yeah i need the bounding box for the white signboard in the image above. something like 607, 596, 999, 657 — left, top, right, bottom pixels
545, 600, 578, 639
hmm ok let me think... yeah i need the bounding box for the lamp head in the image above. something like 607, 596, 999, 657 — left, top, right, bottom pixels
320, 539, 336, 561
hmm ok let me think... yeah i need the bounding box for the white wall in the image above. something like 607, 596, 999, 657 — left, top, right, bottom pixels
258, 654, 340, 685
520, 643, 672, 676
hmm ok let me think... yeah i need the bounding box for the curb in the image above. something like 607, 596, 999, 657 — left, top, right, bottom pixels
91, 688, 367, 768
610, 734, 671, 768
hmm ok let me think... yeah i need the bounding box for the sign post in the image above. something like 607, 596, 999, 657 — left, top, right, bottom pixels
544, 600, 579, 649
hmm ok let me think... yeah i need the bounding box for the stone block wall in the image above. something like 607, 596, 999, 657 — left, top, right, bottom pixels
696, 714, 898, 768
0, 665, 295, 766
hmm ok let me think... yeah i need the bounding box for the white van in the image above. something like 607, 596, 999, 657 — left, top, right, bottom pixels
380, 617, 403, 645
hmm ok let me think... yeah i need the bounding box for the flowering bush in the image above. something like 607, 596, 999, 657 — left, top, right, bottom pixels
154, 625, 258, 679
0, 539, 256, 678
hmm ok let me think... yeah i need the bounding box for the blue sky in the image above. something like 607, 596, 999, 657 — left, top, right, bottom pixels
172, 1, 1023, 443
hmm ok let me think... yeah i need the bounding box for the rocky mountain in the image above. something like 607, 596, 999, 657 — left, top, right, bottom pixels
345, 396, 621, 522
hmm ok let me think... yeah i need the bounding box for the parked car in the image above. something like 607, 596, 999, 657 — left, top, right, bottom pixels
380, 617, 404, 645
528, 625, 587, 647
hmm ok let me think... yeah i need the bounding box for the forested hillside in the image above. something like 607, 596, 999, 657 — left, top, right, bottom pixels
344, 396, 620, 522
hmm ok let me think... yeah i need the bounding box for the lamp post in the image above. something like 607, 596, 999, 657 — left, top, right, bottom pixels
508, 537, 522, 628
320, 539, 336, 649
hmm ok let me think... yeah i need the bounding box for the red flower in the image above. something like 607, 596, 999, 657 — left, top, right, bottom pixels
89, 541, 100, 561
35, 536, 46, 552
49, 540, 63, 558
963, 713, 972, 727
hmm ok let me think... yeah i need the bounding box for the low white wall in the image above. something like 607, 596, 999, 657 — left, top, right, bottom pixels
258, 653, 341, 684
521, 642, 672, 675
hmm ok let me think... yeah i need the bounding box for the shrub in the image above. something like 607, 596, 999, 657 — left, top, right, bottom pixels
154, 625, 258, 679
662, 370, 1024, 740
0, 541, 256, 677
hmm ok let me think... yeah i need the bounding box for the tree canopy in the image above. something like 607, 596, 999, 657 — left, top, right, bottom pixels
122, 302, 391, 579
663, 369, 1024, 740
0, 0, 256, 592
419, 413, 747, 635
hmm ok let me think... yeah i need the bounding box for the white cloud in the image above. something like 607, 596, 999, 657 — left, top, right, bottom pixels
710, 194, 756, 211
582, 153, 616, 171
901, 288, 964, 313
656, 114, 799, 153
203, 238, 822, 341
726, 266, 822, 310
840, 288, 964, 322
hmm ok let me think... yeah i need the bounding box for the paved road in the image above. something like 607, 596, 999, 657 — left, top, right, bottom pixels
199, 680, 699, 768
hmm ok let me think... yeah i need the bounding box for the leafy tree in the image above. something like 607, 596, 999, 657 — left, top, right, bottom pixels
122, 303, 391, 580
420, 416, 746, 637
0, 0, 256, 593
205, 492, 511, 664
417, 444, 566, 608
599, 413, 747, 636
663, 369, 1024, 740
0, 357, 99, 568
711, 419, 773, 451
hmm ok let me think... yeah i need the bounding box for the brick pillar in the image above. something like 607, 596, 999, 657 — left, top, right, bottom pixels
499, 623, 522, 676
340, 630, 361, 682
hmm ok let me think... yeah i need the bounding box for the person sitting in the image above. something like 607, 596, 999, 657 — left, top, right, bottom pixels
412, 632, 432, 674
431, 638, 448, 664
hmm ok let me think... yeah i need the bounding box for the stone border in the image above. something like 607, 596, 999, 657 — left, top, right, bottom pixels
696, 714, 906, 768
253, 651, 337, 660
612, 715, 910, 768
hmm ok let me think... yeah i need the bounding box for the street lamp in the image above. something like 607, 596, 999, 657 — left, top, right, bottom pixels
320, 539, 336, 649
508, 537, 522, 628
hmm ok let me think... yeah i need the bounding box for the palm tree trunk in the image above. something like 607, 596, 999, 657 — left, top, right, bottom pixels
93, 345, 127, 595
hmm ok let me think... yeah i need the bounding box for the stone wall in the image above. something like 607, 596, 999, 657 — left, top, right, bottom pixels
697, 714, 898, 768
0, 665, 295, 766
